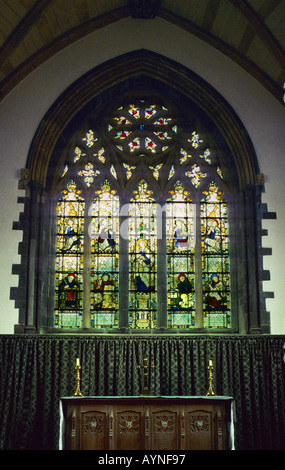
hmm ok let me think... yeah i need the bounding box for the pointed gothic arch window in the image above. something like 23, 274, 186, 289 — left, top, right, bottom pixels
13, 53, 273, 335
53, 95, 233, 331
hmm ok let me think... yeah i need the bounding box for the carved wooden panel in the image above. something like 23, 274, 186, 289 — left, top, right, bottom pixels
151, 409, 178, 450
79, 409, 108, 450
186, 410, 212, 450
116, 409, 143, 450
62, 397, 232, 450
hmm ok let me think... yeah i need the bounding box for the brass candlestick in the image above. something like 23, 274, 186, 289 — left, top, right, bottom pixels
137, 357, 155, 396
206, 360, 215, 396
73, 358, 83, 397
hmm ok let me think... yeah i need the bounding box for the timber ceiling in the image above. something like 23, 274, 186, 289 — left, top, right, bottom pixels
0, 0, 284, 103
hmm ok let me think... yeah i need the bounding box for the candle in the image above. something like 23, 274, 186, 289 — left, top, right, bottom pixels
76, 358, 80, 367
209, 360, 213, 367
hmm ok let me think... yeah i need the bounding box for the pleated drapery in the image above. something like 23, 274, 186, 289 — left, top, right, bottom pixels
0, 334, 284, 449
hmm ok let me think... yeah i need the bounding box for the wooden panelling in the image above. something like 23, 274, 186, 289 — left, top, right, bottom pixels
62, 397, 233, 450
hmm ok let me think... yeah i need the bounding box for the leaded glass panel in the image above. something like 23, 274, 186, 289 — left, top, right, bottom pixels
129, 181, 157, 329
108, 101, 176, 156
54, 181, 84, 328
201, 183, 231, 328
89, 181, 120, 329
166, 182, 195, 328
53, 93, 233, 332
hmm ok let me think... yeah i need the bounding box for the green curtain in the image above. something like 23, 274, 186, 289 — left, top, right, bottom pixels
0, 334, 284, 450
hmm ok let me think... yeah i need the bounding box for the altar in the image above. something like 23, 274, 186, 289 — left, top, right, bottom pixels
59, 396, 235, 450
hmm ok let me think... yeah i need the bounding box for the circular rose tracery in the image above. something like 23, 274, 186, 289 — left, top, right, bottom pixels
108, 102, 177, 156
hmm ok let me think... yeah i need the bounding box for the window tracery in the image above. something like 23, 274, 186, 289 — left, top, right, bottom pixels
54, 97, 231, 331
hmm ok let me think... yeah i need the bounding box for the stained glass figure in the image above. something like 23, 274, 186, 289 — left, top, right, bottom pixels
166, 181, 195, 328
55, 181, 84, 328
201, 182, 231, 328
89, 181, 119, 329
129, 180, 157, 329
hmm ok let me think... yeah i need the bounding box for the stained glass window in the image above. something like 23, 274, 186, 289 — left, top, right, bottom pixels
129, 180, 157, 329
55, 181, 85, 328
89, 181, 120, 329
201, 183, 231, 328
166, 182, 195, 328
54, 95, 233, 332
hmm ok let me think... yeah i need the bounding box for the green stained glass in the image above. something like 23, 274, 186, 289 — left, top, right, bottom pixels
54, 180, 84, 328
201, 182, 231, 328
166, 181, 195, 328
129, 180, 157, 329
90, 181, 119, 329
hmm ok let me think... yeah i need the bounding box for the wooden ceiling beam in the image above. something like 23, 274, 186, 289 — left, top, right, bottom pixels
0, 0, 55, 65
158, 7, 282, 103
229, 0, 285, 69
